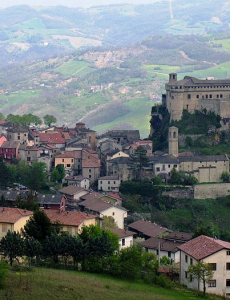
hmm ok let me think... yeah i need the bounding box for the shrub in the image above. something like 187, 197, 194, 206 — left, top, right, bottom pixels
153, 275, 173, 289
0, 261, 9, 289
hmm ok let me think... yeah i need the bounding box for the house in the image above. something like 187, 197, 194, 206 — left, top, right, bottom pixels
31, 132, 66, 148
54, 150, 82, 172
178, 235, 230, 297
108, 228, 134, 249
98, 175, 121, 192
128, 220, 168, 239
0, 141, 20, 163
106, 149, 129, 160
36, 194, 66, 210
165, 231, 193, 243
18, 145, 40, 165
59, 185, 88, 202
78, 197, 128, 229
106, 157, 134, 181
7, 125, 29, 145
44, 209, 97, 235
65, 175, 90, 190
0, 207, 33, 239
105, 130, 140, 144
82, 150, 100, 183
141, 237, 182, 263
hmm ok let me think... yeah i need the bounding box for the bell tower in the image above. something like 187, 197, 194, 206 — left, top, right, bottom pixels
168, 126, 178, 157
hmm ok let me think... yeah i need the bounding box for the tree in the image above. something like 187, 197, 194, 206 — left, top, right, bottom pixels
56, 164, 65, 182
24, 237, 42, 266
14, 193, 39, 212
187, 260, 213, 296
0, 112, 5, 121
0, 195, 6, 207
220, 171, 230, 183
28, 162, 47, 191
43, 115, 57, 127
50, 169, 60, 182
23, 210, 53, 242
130, 146, 149, 180
168, 167, 182, 185
0, 158, 11, 188
0, 231, 24, 266
43, 233, 61, 264
102, 216, 118, 229
160, 255, 172, 266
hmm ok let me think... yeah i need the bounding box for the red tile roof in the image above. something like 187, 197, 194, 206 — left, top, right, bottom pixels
55, 150, 82, 159
82, 156, 100, 168
0, 136, 7, 147
178, 235, 230, 260
44, 209, 96, 227
108, 228, 134, 238
0, 207, 33, 224
38, 133, 65, 144
107, 193, 122, 201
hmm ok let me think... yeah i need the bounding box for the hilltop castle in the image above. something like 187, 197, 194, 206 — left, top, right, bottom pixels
163, 73, 230, 121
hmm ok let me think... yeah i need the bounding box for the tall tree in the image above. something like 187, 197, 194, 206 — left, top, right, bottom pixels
130, 146, 149, 180
0, 112, 5, 121
0, 158, 11, 188
56, 164, 65, 182
28, 162, 47, 191
24, 237, 42, 266
23, 210, 53, 242
187, 260, 213, 296
43, 115, 57, 127
0, 231, 24, 266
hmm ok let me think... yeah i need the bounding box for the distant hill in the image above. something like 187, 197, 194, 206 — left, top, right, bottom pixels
1, 2, 230, 137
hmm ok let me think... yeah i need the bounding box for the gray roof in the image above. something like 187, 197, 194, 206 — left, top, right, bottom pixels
59, 185, 84, 195
98, 175, 119, 180
128, 220, 168, 238
149, 154, 179, 164
0, 190, 28, 201
141, 237, 182, 253
65, 175, 88, 182
166, 76, 230, 87
1, 141, 20, 149
37, 194, 64, 205
179, 155, 229, 163
7, 126, 29, 133
107, 157, 131, 164
79, 198, 127, 213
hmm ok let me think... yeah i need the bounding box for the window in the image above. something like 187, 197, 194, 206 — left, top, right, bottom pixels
156, 167, 160, 172
67, 164, 70, 168
114, 181, 116, 184
112, 212, 115, 216
2, 224, 7, 232
208, 280, 216, 287
168, 251, 171, 258
227, 263, 230, 270
162, 165, 165, 171
174, 164, 177, 168
185, 255, 188, 263
220, 94, 223, 98
196, 95, 199, 99
217, 94, 219, 98
185, 271, 188, 279
62, 159, 64, 162
190, 258, 193, 265
226, 279, 230, 287
89, 175, 91, 179
71, 159, 73, 162
210, 94, 212, 98
209, 263, 216, 271
206, 95, 208, 99
187, 94, 191, 99
89, 169, 91, 173
227, 250, 230, 255
108, 181, 110, 184
122, 238, 125, 246
189, 275, 193, 282
168, 165, 170, 168
27, 157, 31, 162
100, 181, 102, 184
108, 187, 111, 190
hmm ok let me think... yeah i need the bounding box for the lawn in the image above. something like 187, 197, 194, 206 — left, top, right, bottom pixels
0, 267, 223, 300
93, 97, 154, 138
55, 60, 95, 77
212, 38, 230, 53
143, 64, 180, 80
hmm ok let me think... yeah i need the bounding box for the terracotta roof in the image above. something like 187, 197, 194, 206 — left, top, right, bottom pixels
108, 228, 135, 238
128, 220, 168, 238
107, 193, 122, 201
0, 207, 33, 224
178, 235, 230, 260
82, 155, 100, 168
59, 185, 85, 195
141, 237, 182, 253
0, 136, 7, 147
44, 209, 96, 227
80, 192, 103, 202
38, 132, 65, 144
55, 150, 82, 159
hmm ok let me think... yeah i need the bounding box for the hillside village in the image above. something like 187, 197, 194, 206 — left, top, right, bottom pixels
2, 74, 230, 298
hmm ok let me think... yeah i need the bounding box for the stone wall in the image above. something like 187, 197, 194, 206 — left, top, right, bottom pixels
162, 186, 194, 199
194, 183, 230, 199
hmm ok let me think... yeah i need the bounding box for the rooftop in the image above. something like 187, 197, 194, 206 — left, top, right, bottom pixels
108, 228, 135, 238
178, 235, 230, 260
59, 185, 85, 196
98, 175, 120, 181
128, 220, 168, 238
167, 76, 230, 88
0, 207, 33, 224
141, 237, 182, 253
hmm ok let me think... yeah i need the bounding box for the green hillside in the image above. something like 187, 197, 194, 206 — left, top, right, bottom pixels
0, 268, 222, 300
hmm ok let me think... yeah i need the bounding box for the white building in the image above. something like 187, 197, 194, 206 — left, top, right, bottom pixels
98, 175, 121, 192
141, 237, 181, 263
65, 175, 90, 190
178, 235, 230, 298
109, 228, 134, 249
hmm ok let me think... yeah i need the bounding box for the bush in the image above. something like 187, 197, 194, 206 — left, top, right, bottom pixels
153, 275, 173, 289
0, 261, 9, 289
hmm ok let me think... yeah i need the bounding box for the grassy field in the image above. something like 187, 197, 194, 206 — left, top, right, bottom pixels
55, 60, 95, 77
93, 97, 154, 138
212, 38, 230, 53
143, 64, 180, 80
0, 267, 223, 300
0, 89, 42, 110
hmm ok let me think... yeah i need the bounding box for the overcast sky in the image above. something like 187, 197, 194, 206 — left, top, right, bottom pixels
0, 0, 160, 8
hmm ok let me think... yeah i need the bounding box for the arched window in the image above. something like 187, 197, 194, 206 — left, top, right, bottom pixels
173, 131, 177, 138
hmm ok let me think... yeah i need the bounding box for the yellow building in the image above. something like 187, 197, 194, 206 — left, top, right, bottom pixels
44, 209, 97, 235
54, 150, 82, 171
0, 207, 33, 239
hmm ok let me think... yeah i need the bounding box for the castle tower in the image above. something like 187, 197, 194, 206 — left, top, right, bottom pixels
169, 73, 177, 83
168, 126, 178, 157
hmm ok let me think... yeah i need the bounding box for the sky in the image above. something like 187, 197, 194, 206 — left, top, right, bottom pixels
0, 0, 161, 8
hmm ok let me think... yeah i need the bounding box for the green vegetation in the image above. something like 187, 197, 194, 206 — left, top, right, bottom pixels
0, 267, 222, 300
55, 60, 95, 77
0, 89, 41, 109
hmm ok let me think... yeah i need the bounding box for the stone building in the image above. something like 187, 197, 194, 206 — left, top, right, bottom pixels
164, 73, 230, 121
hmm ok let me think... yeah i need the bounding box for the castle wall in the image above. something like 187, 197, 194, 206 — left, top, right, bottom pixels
194, 183, 230, 199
